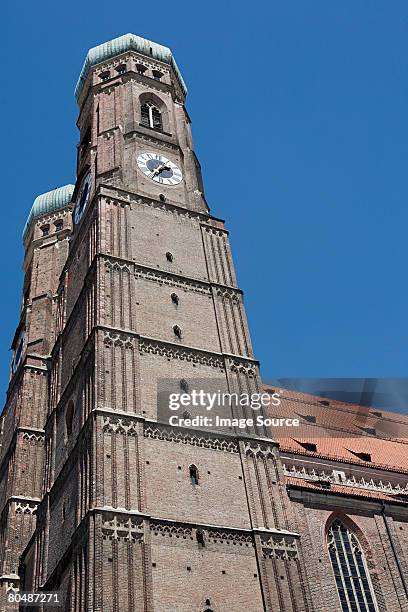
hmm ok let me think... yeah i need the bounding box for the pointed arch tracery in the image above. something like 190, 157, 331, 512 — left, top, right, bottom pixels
327, 518, 379, 612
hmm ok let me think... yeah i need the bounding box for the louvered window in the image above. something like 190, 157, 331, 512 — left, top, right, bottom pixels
141, 103, 162, 131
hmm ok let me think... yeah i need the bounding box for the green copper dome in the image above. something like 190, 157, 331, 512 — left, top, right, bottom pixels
75, 33, 187, 101
23, 184, 75, 241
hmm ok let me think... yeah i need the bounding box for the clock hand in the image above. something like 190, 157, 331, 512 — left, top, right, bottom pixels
152, 163, 171, 177
151, 163, 165, 176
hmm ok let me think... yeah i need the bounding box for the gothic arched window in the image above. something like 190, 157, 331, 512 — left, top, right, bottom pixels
189, 464, 199, 486
141, 102, 162, 131
173, 325, 182, 339
196, 529, 205, 547
328, 520, 378, 612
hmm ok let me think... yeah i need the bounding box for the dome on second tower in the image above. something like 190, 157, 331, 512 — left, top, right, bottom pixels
23, 184, 75, 241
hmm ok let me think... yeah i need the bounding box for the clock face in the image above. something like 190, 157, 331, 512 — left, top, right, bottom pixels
74, 172, 92, 224
137, 152, 182, 186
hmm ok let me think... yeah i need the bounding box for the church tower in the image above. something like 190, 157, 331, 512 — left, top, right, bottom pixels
0, 185, 73, 600
16, 34, 311, 611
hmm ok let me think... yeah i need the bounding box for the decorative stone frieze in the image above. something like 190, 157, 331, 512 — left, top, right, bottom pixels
101, 513, 144, 543
260, 533, 299, 560
138, 338, 224, 369
144, 423, 238, 453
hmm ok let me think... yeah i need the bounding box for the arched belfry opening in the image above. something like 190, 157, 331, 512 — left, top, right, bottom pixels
139, 92, 169, 133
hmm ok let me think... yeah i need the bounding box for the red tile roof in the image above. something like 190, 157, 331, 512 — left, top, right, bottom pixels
263, 387, 408, 474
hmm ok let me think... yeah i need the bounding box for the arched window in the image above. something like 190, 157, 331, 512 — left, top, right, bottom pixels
189, 464, 199, 486
65, 401, 74, 437
328, 520, 378, 612
173, 325, 182, 339
196, 529, 205, 548
152, 69, 163, 81
136, 63, 147, 74
141, 102, 162, 131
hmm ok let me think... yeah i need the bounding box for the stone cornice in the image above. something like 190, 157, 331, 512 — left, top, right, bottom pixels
124, 126, 178, 150
98, 183, 222, 224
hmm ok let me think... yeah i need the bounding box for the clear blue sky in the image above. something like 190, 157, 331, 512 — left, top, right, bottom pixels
1, 1, 408, 402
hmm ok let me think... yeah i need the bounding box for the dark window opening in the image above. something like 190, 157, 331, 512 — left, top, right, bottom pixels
319, 400, 330, 406
189, 464, 199, 486
23, 284, 30, 306
173, 325, 182, 338
196, 529, 205, 547
180, 379, 189, 393
141, 102, 162, 130
41, 225, 50, 237
166, 251, 174, 262
81, 125, 91, 148
171, 293, 179, 305
55, 221, 63, 232
100, 70, 110, 82
66, 400, 74, 437
152, 69, 163, 80
136, 63, 147, 74
116, 64, 126, 75
183, 411, 192, 420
